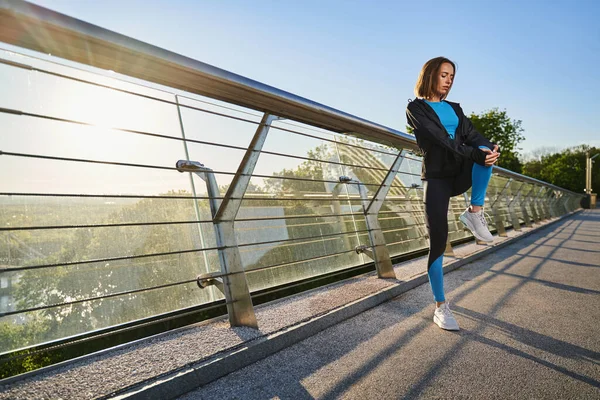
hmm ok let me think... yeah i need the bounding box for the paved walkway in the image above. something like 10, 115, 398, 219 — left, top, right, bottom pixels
179, 210, 600, 399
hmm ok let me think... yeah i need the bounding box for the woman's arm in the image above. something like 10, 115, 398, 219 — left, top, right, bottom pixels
406, 104, 488, 166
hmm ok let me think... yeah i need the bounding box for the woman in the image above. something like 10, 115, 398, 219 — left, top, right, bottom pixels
406, 57, 500, 331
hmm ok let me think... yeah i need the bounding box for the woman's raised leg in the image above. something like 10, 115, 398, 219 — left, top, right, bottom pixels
470, 146, 494, 207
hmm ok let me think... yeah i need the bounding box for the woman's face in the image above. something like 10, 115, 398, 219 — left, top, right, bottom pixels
436, 62, 454, 98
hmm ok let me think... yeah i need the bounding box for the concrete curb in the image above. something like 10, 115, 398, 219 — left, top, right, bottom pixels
107, 211, 581, 399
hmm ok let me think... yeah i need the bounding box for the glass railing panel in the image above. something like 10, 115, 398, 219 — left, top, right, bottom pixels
270, 119, 338, 142
178, 100, 262, 149
254, 152, 345, 184
244, 232, 364, 292
0, 282, 216, 353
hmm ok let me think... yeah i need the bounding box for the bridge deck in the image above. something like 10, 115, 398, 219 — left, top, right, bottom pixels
1, 210, 598, 399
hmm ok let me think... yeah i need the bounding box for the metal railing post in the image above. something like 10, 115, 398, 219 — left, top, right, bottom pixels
490, 178, 512, 237
506, 182, 523, 231
548, 191, 560, 218
177, 113, 278, 328
538, 187, 552, 220
352, 150, 407, 279
212, 113, 280, 328
557, 194, 567, 216
527, 186, 541, 224
519, 186, 533, 227
546, 193, 555, 218
562, 194, 573, 214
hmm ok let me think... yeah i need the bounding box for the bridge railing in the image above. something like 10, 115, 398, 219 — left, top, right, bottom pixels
0, 0, 583, 373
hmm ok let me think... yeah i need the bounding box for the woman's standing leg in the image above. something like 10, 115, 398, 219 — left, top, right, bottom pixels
423, 178, 452, 303
424, 178, 460, 330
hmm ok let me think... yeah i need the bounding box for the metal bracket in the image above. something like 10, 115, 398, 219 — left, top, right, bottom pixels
173, 114, 280, 330
354, 244, 374, 259
338, 171, 397, 279
197, 273, 224, 293
490, 178, 512, 208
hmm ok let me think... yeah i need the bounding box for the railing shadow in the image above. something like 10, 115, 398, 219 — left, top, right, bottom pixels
401, 215, 598, 399
453, 306, 600, 365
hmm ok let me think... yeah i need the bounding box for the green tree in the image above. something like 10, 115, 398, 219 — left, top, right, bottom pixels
405, 108, 525, 172
522, 145, 599, 193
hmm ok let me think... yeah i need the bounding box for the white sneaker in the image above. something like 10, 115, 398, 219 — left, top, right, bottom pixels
459, 208, 494, 242
434, 302, 460, 331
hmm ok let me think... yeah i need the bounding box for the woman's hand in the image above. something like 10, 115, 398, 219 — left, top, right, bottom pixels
481, 147, 500, 167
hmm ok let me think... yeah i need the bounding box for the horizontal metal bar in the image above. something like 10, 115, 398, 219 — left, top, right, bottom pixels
0, 191, 217, 200
240, 196, 365, 201
246, 173, 383, 187
0, 191, 373, 203
2, 204, 379, 232
234, 212, 365, 222
248, 262, 376, 302
0, 106, 414, 176
147, 248, 360, 285
0, 107, 411, 175
237, 229, 370, 248
244, 249, 357, 274
0, 105, 259, 154
270, 123, 403, 157
0, 219, 215, 232
259, 149, 390, 172
385, 237, 428, 248
0, 245, 223, 273
0, 54, 178, 106
0, 150, 178, 171
0, 151, 385, 187
380, 222, 427, 233
0, 277, 201, 318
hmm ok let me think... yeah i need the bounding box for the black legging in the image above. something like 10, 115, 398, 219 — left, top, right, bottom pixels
422, 158, 473, 302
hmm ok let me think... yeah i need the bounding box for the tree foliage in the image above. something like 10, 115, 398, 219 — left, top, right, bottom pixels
521, 145, 599, 193
468, 108, 525, 172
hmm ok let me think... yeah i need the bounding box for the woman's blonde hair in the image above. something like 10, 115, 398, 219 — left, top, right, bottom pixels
414, 57, 456, 100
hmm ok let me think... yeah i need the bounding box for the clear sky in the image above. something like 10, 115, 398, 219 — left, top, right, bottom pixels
27, 0, 600, 155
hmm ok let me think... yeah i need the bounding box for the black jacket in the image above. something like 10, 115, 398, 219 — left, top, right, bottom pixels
406, 98, 495, 179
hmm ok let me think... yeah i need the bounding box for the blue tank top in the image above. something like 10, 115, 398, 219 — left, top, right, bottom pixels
424, 100, 459, 139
